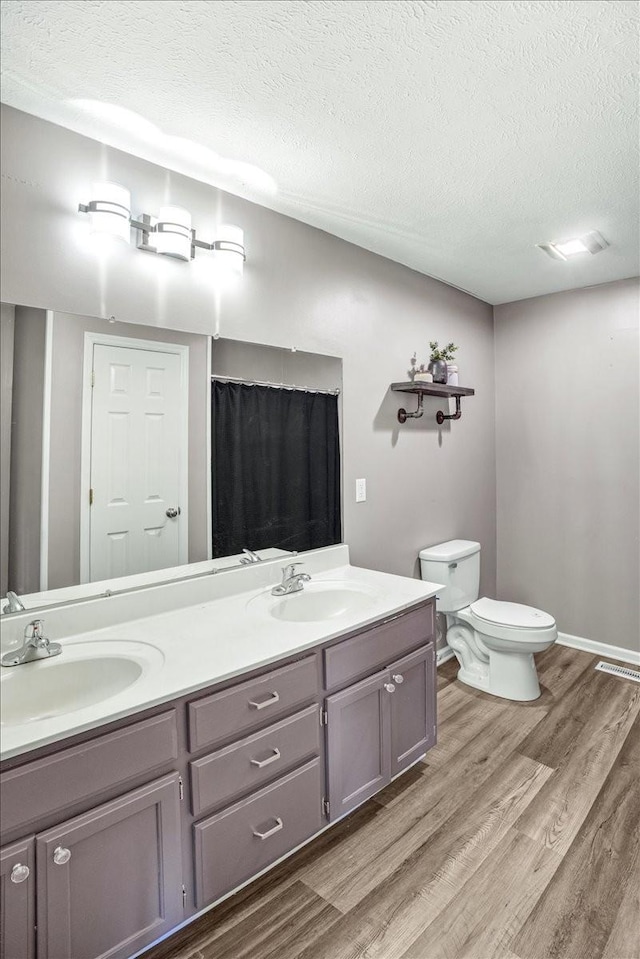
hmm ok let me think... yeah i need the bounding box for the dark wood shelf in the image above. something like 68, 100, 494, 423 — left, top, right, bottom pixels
391, 381, 475, 397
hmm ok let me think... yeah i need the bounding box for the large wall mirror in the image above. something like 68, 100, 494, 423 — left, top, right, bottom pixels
0, 303, 343, 604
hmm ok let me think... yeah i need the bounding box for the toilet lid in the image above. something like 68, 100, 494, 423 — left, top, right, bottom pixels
470, 597, 555, 629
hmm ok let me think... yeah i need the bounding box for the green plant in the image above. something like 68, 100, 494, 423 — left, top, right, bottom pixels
429, 340, 458, 362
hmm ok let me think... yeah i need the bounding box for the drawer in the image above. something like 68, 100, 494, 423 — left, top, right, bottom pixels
193, 758, 322, 907
0, 711, 178, 836
190, 704, 320, 817
188, 656, 319, 753
324, 602, 434, 691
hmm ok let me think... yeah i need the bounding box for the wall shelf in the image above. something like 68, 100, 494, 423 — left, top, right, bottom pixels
391, 381, 475, 424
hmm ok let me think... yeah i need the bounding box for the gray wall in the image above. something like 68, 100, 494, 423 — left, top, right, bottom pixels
8, 307, 47, 594
0, 302, 15, 596
47, 313, 210, 588
211, 339, 342, 394
495, 278, 640, 653
0, 106, 497, 595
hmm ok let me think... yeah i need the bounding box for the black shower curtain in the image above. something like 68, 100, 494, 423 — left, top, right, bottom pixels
212, 381, 341, 558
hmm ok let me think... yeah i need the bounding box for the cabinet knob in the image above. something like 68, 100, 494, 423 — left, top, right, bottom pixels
384, 682, 396, 693
10, 863, 30, 883
392, 674, 404, 684
53, 846, 71, 866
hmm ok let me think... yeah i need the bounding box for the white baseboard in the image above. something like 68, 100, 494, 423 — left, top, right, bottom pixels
436, 644, 456, 666
557, 632, 640, 667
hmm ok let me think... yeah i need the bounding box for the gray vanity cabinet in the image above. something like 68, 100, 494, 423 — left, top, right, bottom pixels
193, 758, 323, 907
0, 836, 35, 959
389, 645, 436, 777
325, 671, 391, 820
36, 772, 183, 959
325, 643, 435, 820
0, 599, 436, 959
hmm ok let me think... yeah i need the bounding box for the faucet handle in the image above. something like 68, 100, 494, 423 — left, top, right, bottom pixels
25, 619, 46, 645
282, 562, 304, 581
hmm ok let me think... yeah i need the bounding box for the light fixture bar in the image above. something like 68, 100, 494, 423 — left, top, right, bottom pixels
78, 200, 130, 219
79, 184, 246, 270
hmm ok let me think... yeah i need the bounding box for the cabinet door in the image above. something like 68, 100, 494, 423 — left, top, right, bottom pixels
389, 644, 436, 777
1, 836, 35, 959
37, 772, 183, 959
326, 670, 391, 820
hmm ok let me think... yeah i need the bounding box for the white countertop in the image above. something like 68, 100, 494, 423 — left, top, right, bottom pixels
0, 546, 441, 762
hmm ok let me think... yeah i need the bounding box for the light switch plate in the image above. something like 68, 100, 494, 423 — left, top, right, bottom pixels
355, 478, 367, 502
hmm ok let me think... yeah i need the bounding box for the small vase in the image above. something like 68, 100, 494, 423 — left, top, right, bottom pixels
428, 359, 448, 384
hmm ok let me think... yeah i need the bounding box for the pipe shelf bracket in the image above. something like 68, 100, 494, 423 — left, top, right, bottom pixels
391, 381, 474, 426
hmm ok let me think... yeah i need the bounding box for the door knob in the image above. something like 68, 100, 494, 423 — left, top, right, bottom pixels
10, 863, 30, 883
392, 674, 404, 684
384, 682, 396, 693
165, 507, 181, 519
53, 846, 71, 865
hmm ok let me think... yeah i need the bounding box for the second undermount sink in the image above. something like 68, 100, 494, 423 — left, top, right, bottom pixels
250, 581, 380, 623
0, 640, 164, 726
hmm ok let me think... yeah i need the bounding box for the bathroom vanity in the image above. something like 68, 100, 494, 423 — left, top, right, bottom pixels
0, 546, 439, 959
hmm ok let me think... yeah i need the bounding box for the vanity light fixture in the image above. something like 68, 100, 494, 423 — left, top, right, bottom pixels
537, 230, 609, 261
79, 182, 246, 271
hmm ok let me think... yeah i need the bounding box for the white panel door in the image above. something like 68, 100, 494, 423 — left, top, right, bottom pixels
89, 343, 187, 582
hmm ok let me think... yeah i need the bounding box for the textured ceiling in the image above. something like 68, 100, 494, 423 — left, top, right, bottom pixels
1, 0, 638, 304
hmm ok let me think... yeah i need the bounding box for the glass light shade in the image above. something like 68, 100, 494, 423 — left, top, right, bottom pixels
213, 224, 245, 276
89, 182, 131, 241
155, 205, 192, 260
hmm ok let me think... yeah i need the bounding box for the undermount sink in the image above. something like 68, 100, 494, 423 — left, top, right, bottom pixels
250, 581, 380, 623
0, 640, 164, 726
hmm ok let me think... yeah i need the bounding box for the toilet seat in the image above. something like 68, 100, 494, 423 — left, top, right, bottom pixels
470, 597, 555, 630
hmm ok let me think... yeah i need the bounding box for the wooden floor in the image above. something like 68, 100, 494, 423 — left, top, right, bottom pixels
147, 645, 640, 959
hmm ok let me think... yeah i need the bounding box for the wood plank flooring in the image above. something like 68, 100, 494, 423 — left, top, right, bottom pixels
146, 646, 640, 959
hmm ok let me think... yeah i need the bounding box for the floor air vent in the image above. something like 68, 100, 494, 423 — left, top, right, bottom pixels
595, 661, 640, 684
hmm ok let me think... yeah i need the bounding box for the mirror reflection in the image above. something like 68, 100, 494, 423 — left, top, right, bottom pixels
0, 304, 342, 603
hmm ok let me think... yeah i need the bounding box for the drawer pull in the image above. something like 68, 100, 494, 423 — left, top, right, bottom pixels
384, 682, 396, 693
252, 817, 284, 840
53, 846, 71, 865
10, 863, 30, 884
392, 673, 404, 684
248, 691, 280, 710
250, 747, 281, 769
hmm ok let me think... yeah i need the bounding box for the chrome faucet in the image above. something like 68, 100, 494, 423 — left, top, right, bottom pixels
1, 620, 62, 667
240, 548, 262, 565
271, 563, 311, 596
3, 591, 25, 614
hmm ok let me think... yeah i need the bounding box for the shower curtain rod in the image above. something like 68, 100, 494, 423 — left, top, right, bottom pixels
211, 374, 340, 396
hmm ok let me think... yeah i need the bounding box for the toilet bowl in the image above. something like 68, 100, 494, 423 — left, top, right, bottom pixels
420, 541, 556, 702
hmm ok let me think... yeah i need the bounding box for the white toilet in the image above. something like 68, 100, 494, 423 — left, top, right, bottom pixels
420, 540, 557, 701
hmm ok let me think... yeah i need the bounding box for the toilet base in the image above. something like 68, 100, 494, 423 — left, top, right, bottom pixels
455, 649, 541, 702
447, 619, 546, 702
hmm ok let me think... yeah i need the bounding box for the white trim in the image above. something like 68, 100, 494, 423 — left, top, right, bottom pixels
80, 332, 190, 583
206, 335, 212, 560
39, 311, 54, 591
557, 631, 640, 667
436, 644, 456, 666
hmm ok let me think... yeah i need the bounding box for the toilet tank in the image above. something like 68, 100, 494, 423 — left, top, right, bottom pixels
420, 540, 481, 612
